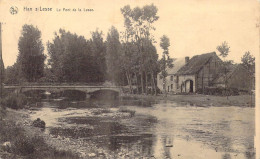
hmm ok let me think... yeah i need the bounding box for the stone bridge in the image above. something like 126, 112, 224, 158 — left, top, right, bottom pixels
4, 85, 123, 99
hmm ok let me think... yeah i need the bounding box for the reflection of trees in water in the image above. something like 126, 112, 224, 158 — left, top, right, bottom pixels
152, 134, 174, 159
162, 135, 174, 159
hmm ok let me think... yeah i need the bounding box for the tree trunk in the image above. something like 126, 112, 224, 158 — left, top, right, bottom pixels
129, 72, 133, 94
140, 70, 144, 94
126, 71, 133, 94
151, 72, 157, 96
163, 76, 167, 97
145, 71, 148, 95
134, 72, 139, 94
125, 71, 130, 93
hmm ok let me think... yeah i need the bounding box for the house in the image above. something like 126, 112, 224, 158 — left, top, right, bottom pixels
175, 52, 223, 93
157, 57, 187, 93
212, 64, 254, 91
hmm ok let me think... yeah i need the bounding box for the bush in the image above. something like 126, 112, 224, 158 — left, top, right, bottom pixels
32, 118, 46, 129
2, 93, 27, 109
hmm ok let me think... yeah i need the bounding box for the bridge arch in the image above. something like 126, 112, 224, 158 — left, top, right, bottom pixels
89, 89, 119, 100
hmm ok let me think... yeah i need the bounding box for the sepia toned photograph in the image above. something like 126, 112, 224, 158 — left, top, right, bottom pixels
0, 0, 259, 158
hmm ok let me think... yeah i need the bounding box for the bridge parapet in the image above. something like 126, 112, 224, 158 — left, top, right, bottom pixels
4, 85, 123, 95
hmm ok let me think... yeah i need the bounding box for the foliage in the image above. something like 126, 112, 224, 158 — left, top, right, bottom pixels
159, 35, 173, 94
4, 63, 24, 84
216, 41, 230, 58
2, 93, 27, 109
106, 26, 124, 85
7, 4, 162, 96
32, 118, 46, 129
90, 29, 107, 82
48, 29, 106, 83
216, 41, 230, 98
241, 51, 255, 74
17, 25, 46, 82
120, 4, 160, 94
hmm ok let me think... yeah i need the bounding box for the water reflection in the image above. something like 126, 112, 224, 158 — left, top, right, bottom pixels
30, 100, 255, 159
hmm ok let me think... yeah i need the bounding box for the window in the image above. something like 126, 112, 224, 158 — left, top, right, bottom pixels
170, 76, 173, 81
171, 84, 173, 89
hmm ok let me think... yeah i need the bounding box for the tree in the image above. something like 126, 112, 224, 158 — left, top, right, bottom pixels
90, 29, 107, 82
241, 51, 255, 106
48, 29, 90, 82
121, 4, 159, 94
47, 29, 106, 83
106, 26, 124, 85
241, 51, 255, 73
121, 42, 139, 93
159, 35, 173, 95
216, 41, 230, 98
17, 25, 46, 82
143, 39, 159, 95
4, 63, 21, 84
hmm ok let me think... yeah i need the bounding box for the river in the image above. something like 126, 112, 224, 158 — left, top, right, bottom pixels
29, 98, 255, 159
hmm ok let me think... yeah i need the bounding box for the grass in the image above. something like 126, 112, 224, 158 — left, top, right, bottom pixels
0, 111, 80, 159
122, 94, 255, 107
2, 93, 28, 109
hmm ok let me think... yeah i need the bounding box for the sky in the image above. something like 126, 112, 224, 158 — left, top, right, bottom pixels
0, 0, 259, 67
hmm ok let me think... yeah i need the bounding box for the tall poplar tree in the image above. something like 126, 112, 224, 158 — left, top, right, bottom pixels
17, 25, 45, 82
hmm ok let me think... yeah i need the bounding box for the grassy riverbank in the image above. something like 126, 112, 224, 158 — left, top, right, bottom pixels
122, 94, 255, 107
0, 108, 81, 159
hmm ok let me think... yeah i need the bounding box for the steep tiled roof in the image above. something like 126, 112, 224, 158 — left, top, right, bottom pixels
176, 52, 218, 75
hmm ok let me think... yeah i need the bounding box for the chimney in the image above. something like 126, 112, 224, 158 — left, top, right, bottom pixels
185, 56, 189, 64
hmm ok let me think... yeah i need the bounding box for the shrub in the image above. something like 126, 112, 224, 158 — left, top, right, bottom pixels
3, 93, 27, 109
32, 118, 46, 129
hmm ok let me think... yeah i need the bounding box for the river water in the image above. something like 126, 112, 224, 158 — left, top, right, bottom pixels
30, 99, 255, 159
